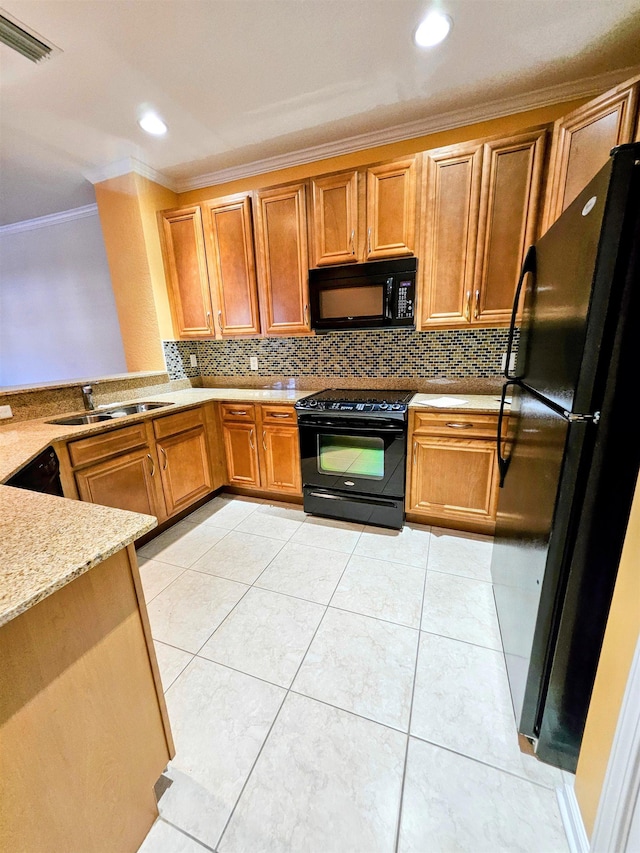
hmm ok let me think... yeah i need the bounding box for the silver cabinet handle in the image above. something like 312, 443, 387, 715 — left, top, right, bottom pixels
147, 453, 155, 476
249, 428, 255, 450
262, 430, 267, 451
228, 409, 247, 416
160, 447, 168, 470
413, 441, 417, 465
464, 292, 472, 322
206, 311, 212, 332
304, 303, 309, 325
474, 290, 480, 320
445, 422, 474, 429
350, 228, 355, 255
270, 412, 291, 419
367, 227, 372, 255
218, 309, 223, 333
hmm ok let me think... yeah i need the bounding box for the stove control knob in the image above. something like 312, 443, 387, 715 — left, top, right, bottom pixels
391, 404, 402, 410
307, 400, 318, 407
379, 401, 389, 409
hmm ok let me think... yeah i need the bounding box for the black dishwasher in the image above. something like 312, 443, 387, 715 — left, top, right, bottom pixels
7, 446, 64, 496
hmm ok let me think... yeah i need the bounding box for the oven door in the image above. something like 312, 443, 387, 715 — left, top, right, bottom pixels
298, 416, 407, 498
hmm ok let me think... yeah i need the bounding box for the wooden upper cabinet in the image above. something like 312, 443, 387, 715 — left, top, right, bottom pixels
420, 142, 483, 328
310, 170, 359, 266
160, 206, 214, 339
419, 129, 546, 330
473, 129, 547, 325
201, 194, 261, 337
254, 182, 310, 335
366, 157, 418, 259
543, 76, 640, 231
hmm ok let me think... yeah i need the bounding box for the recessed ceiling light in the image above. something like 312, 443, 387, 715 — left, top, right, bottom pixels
414, 10, 452, 48
138, 111, 167, 136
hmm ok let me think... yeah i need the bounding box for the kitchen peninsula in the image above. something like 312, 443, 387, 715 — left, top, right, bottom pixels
0, 486, 171, 853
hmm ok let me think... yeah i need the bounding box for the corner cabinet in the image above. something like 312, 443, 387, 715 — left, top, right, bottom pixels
159, 206, 215, 339
406, 410, 506, 534
308, 156, 419, 267
419, 128, 547, 330
221, 403, 301, 496
542, 75, 640, 231
253, 183, 311, 335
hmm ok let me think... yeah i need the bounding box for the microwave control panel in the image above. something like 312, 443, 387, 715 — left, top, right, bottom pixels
395, 279, 414, 320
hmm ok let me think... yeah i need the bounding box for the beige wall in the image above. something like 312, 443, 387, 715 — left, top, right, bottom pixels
94, 173, 176, 370
574, 474, 640, 836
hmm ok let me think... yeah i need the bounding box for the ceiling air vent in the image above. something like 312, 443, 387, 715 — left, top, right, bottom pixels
0, 10, 57, 62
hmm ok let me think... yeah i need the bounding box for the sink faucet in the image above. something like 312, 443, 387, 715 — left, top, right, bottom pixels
81, 385, 95, 411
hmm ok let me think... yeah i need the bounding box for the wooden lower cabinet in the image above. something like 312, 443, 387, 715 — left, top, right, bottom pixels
156, 426, 213, 516
74, 446, 166, 521
260, 424, 302, 494
222, 403, 301, 496
65, 404, 222, 522
406, 411, 502, 533
223, 422, 261, 487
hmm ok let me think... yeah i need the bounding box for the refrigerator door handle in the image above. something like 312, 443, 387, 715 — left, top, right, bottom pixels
497, 380, 517, 487
505, 245, 536, 380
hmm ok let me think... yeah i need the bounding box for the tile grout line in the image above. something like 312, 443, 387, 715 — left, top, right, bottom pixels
214, 525, 365, 851
393, 526, 432, 853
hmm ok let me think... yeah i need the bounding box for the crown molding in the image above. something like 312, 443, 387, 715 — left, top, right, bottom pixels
0, 203, 98, 235
84, 157, 178, 191
173, 64, 640, 192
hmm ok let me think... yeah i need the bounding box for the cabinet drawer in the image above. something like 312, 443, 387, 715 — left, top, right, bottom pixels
261, 404, 297, 424
153, 407, 204, 439
68, 423, 148, 468
412, 411, 501, 439
220, 403, 256, 422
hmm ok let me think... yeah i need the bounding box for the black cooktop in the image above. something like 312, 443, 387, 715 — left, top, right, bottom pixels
295, 388, 414, 414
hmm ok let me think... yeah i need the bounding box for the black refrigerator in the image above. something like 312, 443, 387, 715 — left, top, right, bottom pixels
491, 142, 640, 773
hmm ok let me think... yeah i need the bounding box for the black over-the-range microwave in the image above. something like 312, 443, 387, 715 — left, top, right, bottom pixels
308, 257, 417, 332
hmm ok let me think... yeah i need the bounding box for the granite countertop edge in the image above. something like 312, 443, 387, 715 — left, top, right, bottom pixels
0, 487, 157, 628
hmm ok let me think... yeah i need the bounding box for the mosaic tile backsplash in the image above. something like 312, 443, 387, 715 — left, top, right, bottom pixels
163, 328, 516, 382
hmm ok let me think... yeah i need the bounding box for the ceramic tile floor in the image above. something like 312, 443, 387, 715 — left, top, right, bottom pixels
136, 493, 571, 853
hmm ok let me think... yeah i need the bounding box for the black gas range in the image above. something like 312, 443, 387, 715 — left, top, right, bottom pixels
295, 389, 414, 529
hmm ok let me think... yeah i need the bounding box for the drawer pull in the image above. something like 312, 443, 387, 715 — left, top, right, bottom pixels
270, 412, 291, 419
228, 409, 248, 416
445, 422, 474, 429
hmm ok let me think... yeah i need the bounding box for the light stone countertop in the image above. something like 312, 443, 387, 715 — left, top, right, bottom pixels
409, 393, 506, 413
0, 486, 156, 627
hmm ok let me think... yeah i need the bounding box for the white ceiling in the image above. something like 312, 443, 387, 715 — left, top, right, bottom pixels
1, 0, 640, 226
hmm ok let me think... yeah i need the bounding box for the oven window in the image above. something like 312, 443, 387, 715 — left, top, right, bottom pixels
318, 434, 384, 479
319, 285, 383, 319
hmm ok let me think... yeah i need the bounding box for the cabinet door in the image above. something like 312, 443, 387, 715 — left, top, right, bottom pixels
366, 157, 417, 259
473, 129, 547, 326
254, 183, 310, 335
408, 435, 498, 530
419, 143, 483, 329
160, 206, 215, 339
543, 77, 639, 230
75, 448, 166, 521
222, 422, 261, 487
202, 194, 261, 336
260, 425, 302, 495
310, 171, 359, 266
156, 426, 213, 517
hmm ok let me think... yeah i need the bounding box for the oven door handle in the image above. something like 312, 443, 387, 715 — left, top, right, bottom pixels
307, 491, 400, 509
298, 420, 405, 434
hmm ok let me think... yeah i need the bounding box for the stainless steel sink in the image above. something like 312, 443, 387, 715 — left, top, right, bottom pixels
47, 401, 173, 426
